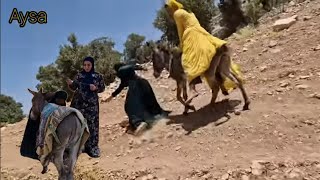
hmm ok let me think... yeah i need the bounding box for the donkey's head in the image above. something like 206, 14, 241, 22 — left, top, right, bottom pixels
147, 41, 172, 78
28, 88, 53, 120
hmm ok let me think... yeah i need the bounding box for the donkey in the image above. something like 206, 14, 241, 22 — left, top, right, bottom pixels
28, 88, 87, 180
147, 41, 250, 114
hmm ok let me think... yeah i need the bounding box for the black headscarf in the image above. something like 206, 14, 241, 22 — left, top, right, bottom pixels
81, 56, 95, 85
113, 62, 125, 73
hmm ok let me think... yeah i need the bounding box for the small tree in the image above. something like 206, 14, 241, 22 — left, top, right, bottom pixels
0, 94, 25, 125
123, 33, 146, 61
36, 34, 121, 100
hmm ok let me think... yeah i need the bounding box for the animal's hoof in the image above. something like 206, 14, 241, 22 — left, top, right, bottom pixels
242, 103, 250, 111
222, 90, 229, 96
189, 105, 196, 111
183, 111, 188, 116
41, 166, 48, 174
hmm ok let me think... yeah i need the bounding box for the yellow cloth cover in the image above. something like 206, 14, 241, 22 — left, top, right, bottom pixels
166, 3, 244, 92
166, 0, 184, 12
36, 105, 90, 166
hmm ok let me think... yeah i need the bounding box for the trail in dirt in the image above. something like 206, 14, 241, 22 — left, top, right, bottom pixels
1, 0, 320, 179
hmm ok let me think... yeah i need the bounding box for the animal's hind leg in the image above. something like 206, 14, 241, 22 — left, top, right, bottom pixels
210, 83, 220, 106
52, 147, 67, 180
184, 77, 201, 106
65, 142, 81, 180
182, 80, 188, 101
216, 73, 229, 96
224, 71, 250, 111
41, 155, 52, 174
230, 71, 250, 110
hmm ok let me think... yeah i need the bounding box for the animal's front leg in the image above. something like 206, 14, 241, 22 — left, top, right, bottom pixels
176, 82, 194, 115
41, 166, 48, 174
210, 83, 220, 106
40, 154, 52, 174
185, 82, 199, 105
182, 81, 188, 101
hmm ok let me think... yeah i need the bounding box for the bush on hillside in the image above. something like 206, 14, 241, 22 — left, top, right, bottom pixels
0, 94, 25, 126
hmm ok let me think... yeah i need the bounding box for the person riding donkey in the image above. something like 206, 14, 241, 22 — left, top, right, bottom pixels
164, 0, 250, 111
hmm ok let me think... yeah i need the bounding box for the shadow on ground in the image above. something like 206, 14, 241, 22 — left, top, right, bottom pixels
167, 99, 242, 134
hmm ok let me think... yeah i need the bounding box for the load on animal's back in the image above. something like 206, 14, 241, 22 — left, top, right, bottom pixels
27, 88, 90, 180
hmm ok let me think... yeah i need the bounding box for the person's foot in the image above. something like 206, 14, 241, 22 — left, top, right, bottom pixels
134, 122, 148, 136
85, 148, 100, 158
87, 151, 100, 158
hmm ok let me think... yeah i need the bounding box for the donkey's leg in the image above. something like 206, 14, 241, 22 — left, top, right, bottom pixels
41, 155, 52, 174
185, 77, 201, 105
210, 83, 220, 106
65, 141, 81, 180
176, 81, 194, 115
176, 81, 185, 106
229, 71, 251, 110
204, 51, 224, 106
216, 73, 229, 96
182, 80, 188, 101
52, 147, 67, 180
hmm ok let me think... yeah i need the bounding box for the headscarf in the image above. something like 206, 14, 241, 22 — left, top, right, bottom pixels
54, 90, 68, 100
49, 90, 68, 106
165, 0, 184, 12
113, 62, 126, 73
81, 56, 95, 85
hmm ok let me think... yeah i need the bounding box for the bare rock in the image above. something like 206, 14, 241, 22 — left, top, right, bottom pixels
303, 16, 312, 21
286, 168, 304, 179
289, 1, 296, 6
279, 81, 290, 87
251, 160, 266, 176
234, 110, 241, 116
268, 40, 278, 48
241, 175, 250, 180
270, 48, 281, 53
296, 84, 309, 90
273, 15, 298, 32
175, 146, 182, 151
313, 45, 320, 51
309, 93, 320, 99
260, 66, 267, 72
165, 132, 174, 139
221, 173, 229, 180
299, 75, 310, 79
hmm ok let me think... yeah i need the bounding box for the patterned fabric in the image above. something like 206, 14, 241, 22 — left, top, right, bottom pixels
69, 71, 105, 157
37, 103, 59, 148
36, 104, 90, 167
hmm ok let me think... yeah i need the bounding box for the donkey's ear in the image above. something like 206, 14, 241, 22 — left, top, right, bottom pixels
28, 88, 36, 95
39, 87, 44, 94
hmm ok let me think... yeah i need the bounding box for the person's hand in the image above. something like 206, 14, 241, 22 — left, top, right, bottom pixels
90, 84, 97, 91
66, 78, 73, 85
